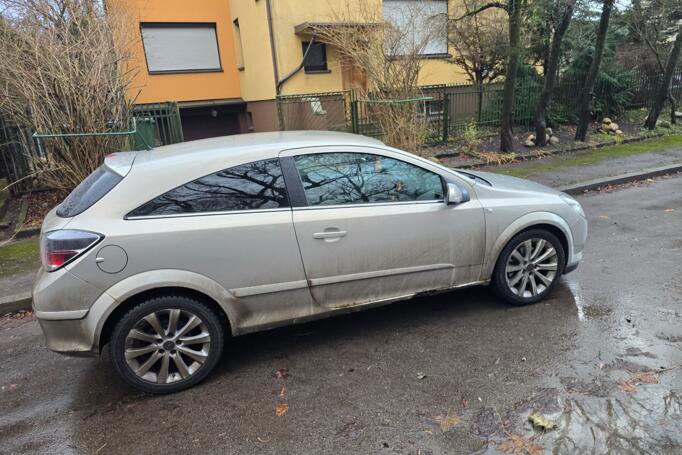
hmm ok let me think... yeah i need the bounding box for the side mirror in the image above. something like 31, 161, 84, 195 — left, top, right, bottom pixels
446, 182, 470, 205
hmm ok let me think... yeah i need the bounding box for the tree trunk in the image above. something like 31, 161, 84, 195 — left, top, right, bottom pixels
500, 0, 523, 153
644, 26, 682, 130
534, 0, 575, 147
574, 0, 614, 142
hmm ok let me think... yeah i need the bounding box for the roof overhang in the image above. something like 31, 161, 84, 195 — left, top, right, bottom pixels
294, 21, 382, 36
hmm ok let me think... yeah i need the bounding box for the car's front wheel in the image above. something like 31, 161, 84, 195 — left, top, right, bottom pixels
110, 295, 225, 394
492, 229, 565, 305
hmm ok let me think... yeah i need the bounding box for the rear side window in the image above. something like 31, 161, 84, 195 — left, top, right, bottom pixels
127, 159, 289, 217
57, 166, 123, 218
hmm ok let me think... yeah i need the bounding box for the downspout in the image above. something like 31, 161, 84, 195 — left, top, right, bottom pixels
276, 33, 318, 94
265, 0, 280, 93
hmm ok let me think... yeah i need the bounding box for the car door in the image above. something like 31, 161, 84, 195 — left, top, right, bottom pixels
280, 147, 486, 309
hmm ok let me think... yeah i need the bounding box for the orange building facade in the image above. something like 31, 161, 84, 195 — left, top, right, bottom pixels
115, 0, 260, 141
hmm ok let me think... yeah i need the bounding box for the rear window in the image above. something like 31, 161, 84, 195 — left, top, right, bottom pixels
57, 166, 123, 218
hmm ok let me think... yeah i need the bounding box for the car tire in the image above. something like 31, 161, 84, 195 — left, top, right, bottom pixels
110, 295, 225, 394
491, 229, 566, 305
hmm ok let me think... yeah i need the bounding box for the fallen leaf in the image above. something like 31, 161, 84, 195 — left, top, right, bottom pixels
432, 415, 462, 432
632, 371, 660, 385
597, 362, 605, 369
598, 215, 610, 220
275, 403, 289, 417
664, 209, 675, 212
279, 384, 286, 397
617, 380, 637, 393
497, 434, 544, 455
273, 368, 289, 380
528, 413, 558, 431
417, 372, 427, 380
617, 371, 660, 393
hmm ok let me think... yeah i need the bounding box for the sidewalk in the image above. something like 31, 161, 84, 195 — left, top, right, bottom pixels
445, 136, 682, 188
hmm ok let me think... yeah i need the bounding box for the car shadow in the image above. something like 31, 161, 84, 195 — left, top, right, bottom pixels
71, 281, 579, 403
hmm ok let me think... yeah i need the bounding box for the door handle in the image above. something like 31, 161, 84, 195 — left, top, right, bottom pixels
313, 230, 348, 239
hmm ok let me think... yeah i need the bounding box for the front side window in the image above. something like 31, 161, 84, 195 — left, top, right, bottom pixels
294, 152, 443, 207
128, 159, 289, 217
141, 23, 222, 73
302, 41, 328, 72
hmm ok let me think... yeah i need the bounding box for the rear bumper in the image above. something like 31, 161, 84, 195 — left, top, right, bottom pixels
36, 316, 99, 356
33, 268, 104, 357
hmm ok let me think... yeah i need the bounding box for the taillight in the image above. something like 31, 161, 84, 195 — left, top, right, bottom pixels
40, 230, 103, 272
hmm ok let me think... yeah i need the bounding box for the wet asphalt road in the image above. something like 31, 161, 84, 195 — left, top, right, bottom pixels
1, 175, 681, 455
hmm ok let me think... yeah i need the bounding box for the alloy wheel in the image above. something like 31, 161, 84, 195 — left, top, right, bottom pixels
504, 238, 558, 298
124, 309, 212, 384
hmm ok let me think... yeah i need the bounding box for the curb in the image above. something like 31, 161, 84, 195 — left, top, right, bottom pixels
1, 163, 681, 317
0, 291, 32, 316
557, 163, 682, 195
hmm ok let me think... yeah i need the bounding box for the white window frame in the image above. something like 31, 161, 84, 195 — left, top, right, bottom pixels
141, 23, 223, 74
383, 0, 449, 57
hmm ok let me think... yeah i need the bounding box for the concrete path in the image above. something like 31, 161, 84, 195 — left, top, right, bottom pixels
478, 146, 682, 188
0, 272, 35, 300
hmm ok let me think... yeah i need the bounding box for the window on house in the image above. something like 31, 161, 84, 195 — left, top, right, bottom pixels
127, 159, 289, 217
302, 41, 328, 73
233, 19, 245, 70
383, 0, 448, 57
141, 23, 222, 73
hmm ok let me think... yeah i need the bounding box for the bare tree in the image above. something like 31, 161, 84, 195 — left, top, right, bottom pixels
574, 0, 614, 142
313, 1, 442, 153
448, 0, 508, 85
0, 0, 137, 189
630, 0, 682, 125
453, 0, 527, 153
644, 25, 682, 129
533, 0, 576, 146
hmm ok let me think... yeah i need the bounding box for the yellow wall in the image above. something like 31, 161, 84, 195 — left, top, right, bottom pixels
267, 0, 471, 97
228, 0, 277, 102
114, 0, 242, 104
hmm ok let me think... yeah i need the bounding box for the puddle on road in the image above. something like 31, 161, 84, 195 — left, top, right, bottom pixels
563, 280, 613, 321
467, 360, 682, 454
550, 386, 682, 454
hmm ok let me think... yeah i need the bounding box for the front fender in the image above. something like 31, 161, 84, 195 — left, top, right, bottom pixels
481, 211, 574, 279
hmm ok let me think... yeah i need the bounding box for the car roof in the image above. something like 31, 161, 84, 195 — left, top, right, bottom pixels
132, 130, 385, 167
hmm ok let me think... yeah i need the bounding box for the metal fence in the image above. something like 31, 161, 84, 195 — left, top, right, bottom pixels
277, 67, 682, 143
0, 116, 41, 196
132, 102, 184, 147
277, 91, 352, 133
0, 102, 184, 194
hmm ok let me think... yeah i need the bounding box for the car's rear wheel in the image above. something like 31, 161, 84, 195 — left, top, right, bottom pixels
492, 229, 565, 305
110, 295, 224, 394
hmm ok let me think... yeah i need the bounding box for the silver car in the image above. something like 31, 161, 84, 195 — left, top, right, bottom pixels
34, 131, 587, 393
